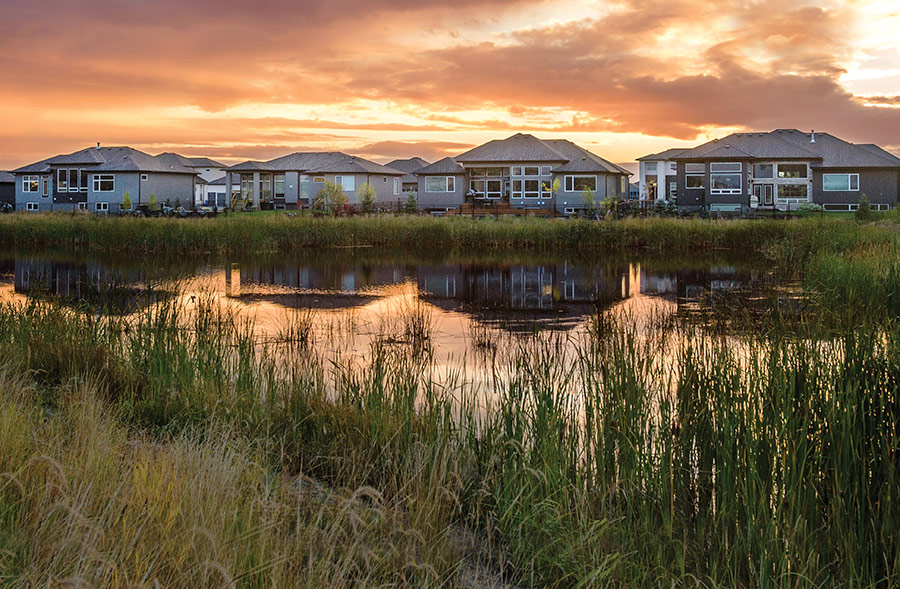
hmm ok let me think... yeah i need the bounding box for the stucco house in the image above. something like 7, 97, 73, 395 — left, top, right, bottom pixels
225, 152, 405, 210
637, 148, 685, 203
13, 146, 199, 213
156, 153, 226, 206
415, 133, 631, 214
651, 129, 900, 213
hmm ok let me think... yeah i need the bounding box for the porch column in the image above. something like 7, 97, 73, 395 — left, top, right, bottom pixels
225, 173, 232, 208
252, 172, 260, 208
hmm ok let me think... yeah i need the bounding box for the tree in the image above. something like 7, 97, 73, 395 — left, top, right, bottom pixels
403, 192, 418, 214
581, 189, 596, 217
121, 191, 132, 212
855, 193, 871, 221
357, 182, 377, 214
313, 181, 348, 216
148, 193, 158, 209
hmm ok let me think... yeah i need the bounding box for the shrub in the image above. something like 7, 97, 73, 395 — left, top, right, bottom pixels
581, 189, 596, 216
403, 192, 418, 214
357, 183, 377, 214
148, 193, 157, 209
121, 191, 132, 212
313, 181, 348, 216
797, 202, 823, 213
855, 194, 871, 221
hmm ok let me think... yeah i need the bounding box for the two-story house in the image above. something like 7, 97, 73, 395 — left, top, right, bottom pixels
655, 130, 900, 213
14, 146, 199, 213
637, 148, 685, 203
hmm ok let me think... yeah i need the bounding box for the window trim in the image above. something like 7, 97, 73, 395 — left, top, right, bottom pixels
393, 177, 400, 195
823, 173, 860, 192
26, 202, 39, 211
685, 174, 705, 189
684, 163, 705, 173
22, 175, 40, 193
564, 175, 598, 193
141, 174, 149, 181
777, 163, 808, 179
95, 202, 109, 212
92, 174, 115, 192
334, 175, 356, 192
425, 176, 456, 193
710, 162, 742, 173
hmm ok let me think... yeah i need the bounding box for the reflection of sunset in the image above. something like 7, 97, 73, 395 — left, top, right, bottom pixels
2, 1, 899, 170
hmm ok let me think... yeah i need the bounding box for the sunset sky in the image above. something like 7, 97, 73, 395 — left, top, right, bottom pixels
2, 0, 899, 171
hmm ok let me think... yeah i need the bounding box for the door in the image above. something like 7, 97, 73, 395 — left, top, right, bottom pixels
753, 184, 774, 207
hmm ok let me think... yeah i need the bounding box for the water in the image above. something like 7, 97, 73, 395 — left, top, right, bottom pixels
0, 248, 796, 378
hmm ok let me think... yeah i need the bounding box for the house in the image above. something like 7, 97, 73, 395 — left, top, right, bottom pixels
628, 182, 640, 200
205, 175, 229, 208
415, 133, 631, 214
655, 129, 900, 213
156, 153, 227, 206
13, 146, 199, 213
224, 152, 405, 210
636, 148, 685, 203
0, 172, 14, 210
386, 157, 429, 193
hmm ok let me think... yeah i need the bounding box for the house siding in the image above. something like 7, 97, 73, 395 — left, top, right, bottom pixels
812, 168, 898, 206
416, 175, 466, 210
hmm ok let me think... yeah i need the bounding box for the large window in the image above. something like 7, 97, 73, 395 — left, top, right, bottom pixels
274, 174, 286, 199
57, 168, 88, 192
425, 177, 455, 193
686, 174, 705, 189
240, 174, 254, 200
709, 162, 742, 194
777, 184, 808, 198
469, 179, 502, 198
92, 174, 114, 192
260, 174, 273, 200
564, 175, 597, 192
777, 163, 807, 178
335, 175, 356, 191
645, 162, 658, 173
753, 164, 774, 178
469, 167, 504, 177
22, 175, 39, 192
823, 173, 859, 192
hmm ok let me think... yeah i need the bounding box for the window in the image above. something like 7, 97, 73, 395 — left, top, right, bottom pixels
686, 174, 705, 189
621, 177, 627, 193
26, 202, 39, 211
823, 173, 860, 192
425, 176, 455, 193
511, 166, 523, 176
564, 175, 597, 192
141, 174, 149, 181
709, 163, 742, 194
541, 166, 552, 176
564, 207, 576, 214
92, 174, 114, 192
42, 177, 49, 197
77, 202, 87, 211
542, 182, 552, 198
777, 184, 808, 198
56, 168, 88, 193
260, 174, 272, 200
685, 163, 705, 173
645, 162, 658, 173
22, 175, 39, 192
95, 202, 109, 212
393, 177, 400, 195
710, 162, 741, 173
274, 174, 285, 199
239, 174, 254, 200
523, 166, 540, 176
57, 169, 67, 192
753, 164, 774, 178
777, 163, 807, 178
485, 168, 503, 177
523, 179, 540, 199
313, 176, 325, 183
335, 175, 355, 191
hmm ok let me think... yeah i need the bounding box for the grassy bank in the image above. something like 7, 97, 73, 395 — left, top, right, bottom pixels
1, 212, 897, 257
0, 283, 898, 586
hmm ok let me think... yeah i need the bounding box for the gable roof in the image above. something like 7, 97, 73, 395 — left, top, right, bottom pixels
156, 152, 225, 168
543, 140, 632, 175
226, 152, 403, 175
386, 157, 429, 173
637, 148, 688, 161
454, 133, 568, 163
13, 147, 198, 175
672, 129, 900, 168
415, 157, 467, 175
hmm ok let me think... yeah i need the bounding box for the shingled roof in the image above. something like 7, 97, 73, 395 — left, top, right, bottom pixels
671, 129, 900, 168
637, 148, 688, 161
544, 140, 632, 175
386, 157, 430, 184
156, 152, 225, 169
0, 172, 14, 183
454, 133, 568, 163
14, 147, 198, 175
226, 152, 403, 175
415, 157, 467, 175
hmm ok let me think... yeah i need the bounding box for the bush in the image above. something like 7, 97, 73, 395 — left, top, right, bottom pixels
313, 181, 348, 216
121, 191, 132, 212
855, 194, 871, 221
357, 183, 377, 214
797, 202, 823, 213
403, 192, 418, 214
148, 194, 157, 209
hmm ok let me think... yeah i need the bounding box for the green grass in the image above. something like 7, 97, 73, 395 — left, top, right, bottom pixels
0, 269, 898, 586
1, 212, 898, 258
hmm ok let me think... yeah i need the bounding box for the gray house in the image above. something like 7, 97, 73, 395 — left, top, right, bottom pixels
13, 146, 198, 213
225, 152, 405, 210
0, 172, 14, 210
415, 134, 631, 214
386, 157, 429, 193
156, 153, 226, 206
657, 129, 900, 213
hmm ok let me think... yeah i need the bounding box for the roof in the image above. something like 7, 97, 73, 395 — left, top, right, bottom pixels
637, 148, 688, 161
209, 175, 227, 185
225, 152, 403, 175
454, 133, 568, 163
544, 140, 632, 175
386, 157, 430, 184
0, 172, 14, 183
156, 152, 225, 168
415, 157, 467, 175
672, 129, 900, 168
13, 146, 198, 175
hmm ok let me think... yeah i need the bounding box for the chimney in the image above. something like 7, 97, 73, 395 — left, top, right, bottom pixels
96, 142, 101, 148
810, 130, 816, 143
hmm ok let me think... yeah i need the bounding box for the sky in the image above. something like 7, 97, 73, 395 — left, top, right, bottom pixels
1, 0, 899, 171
